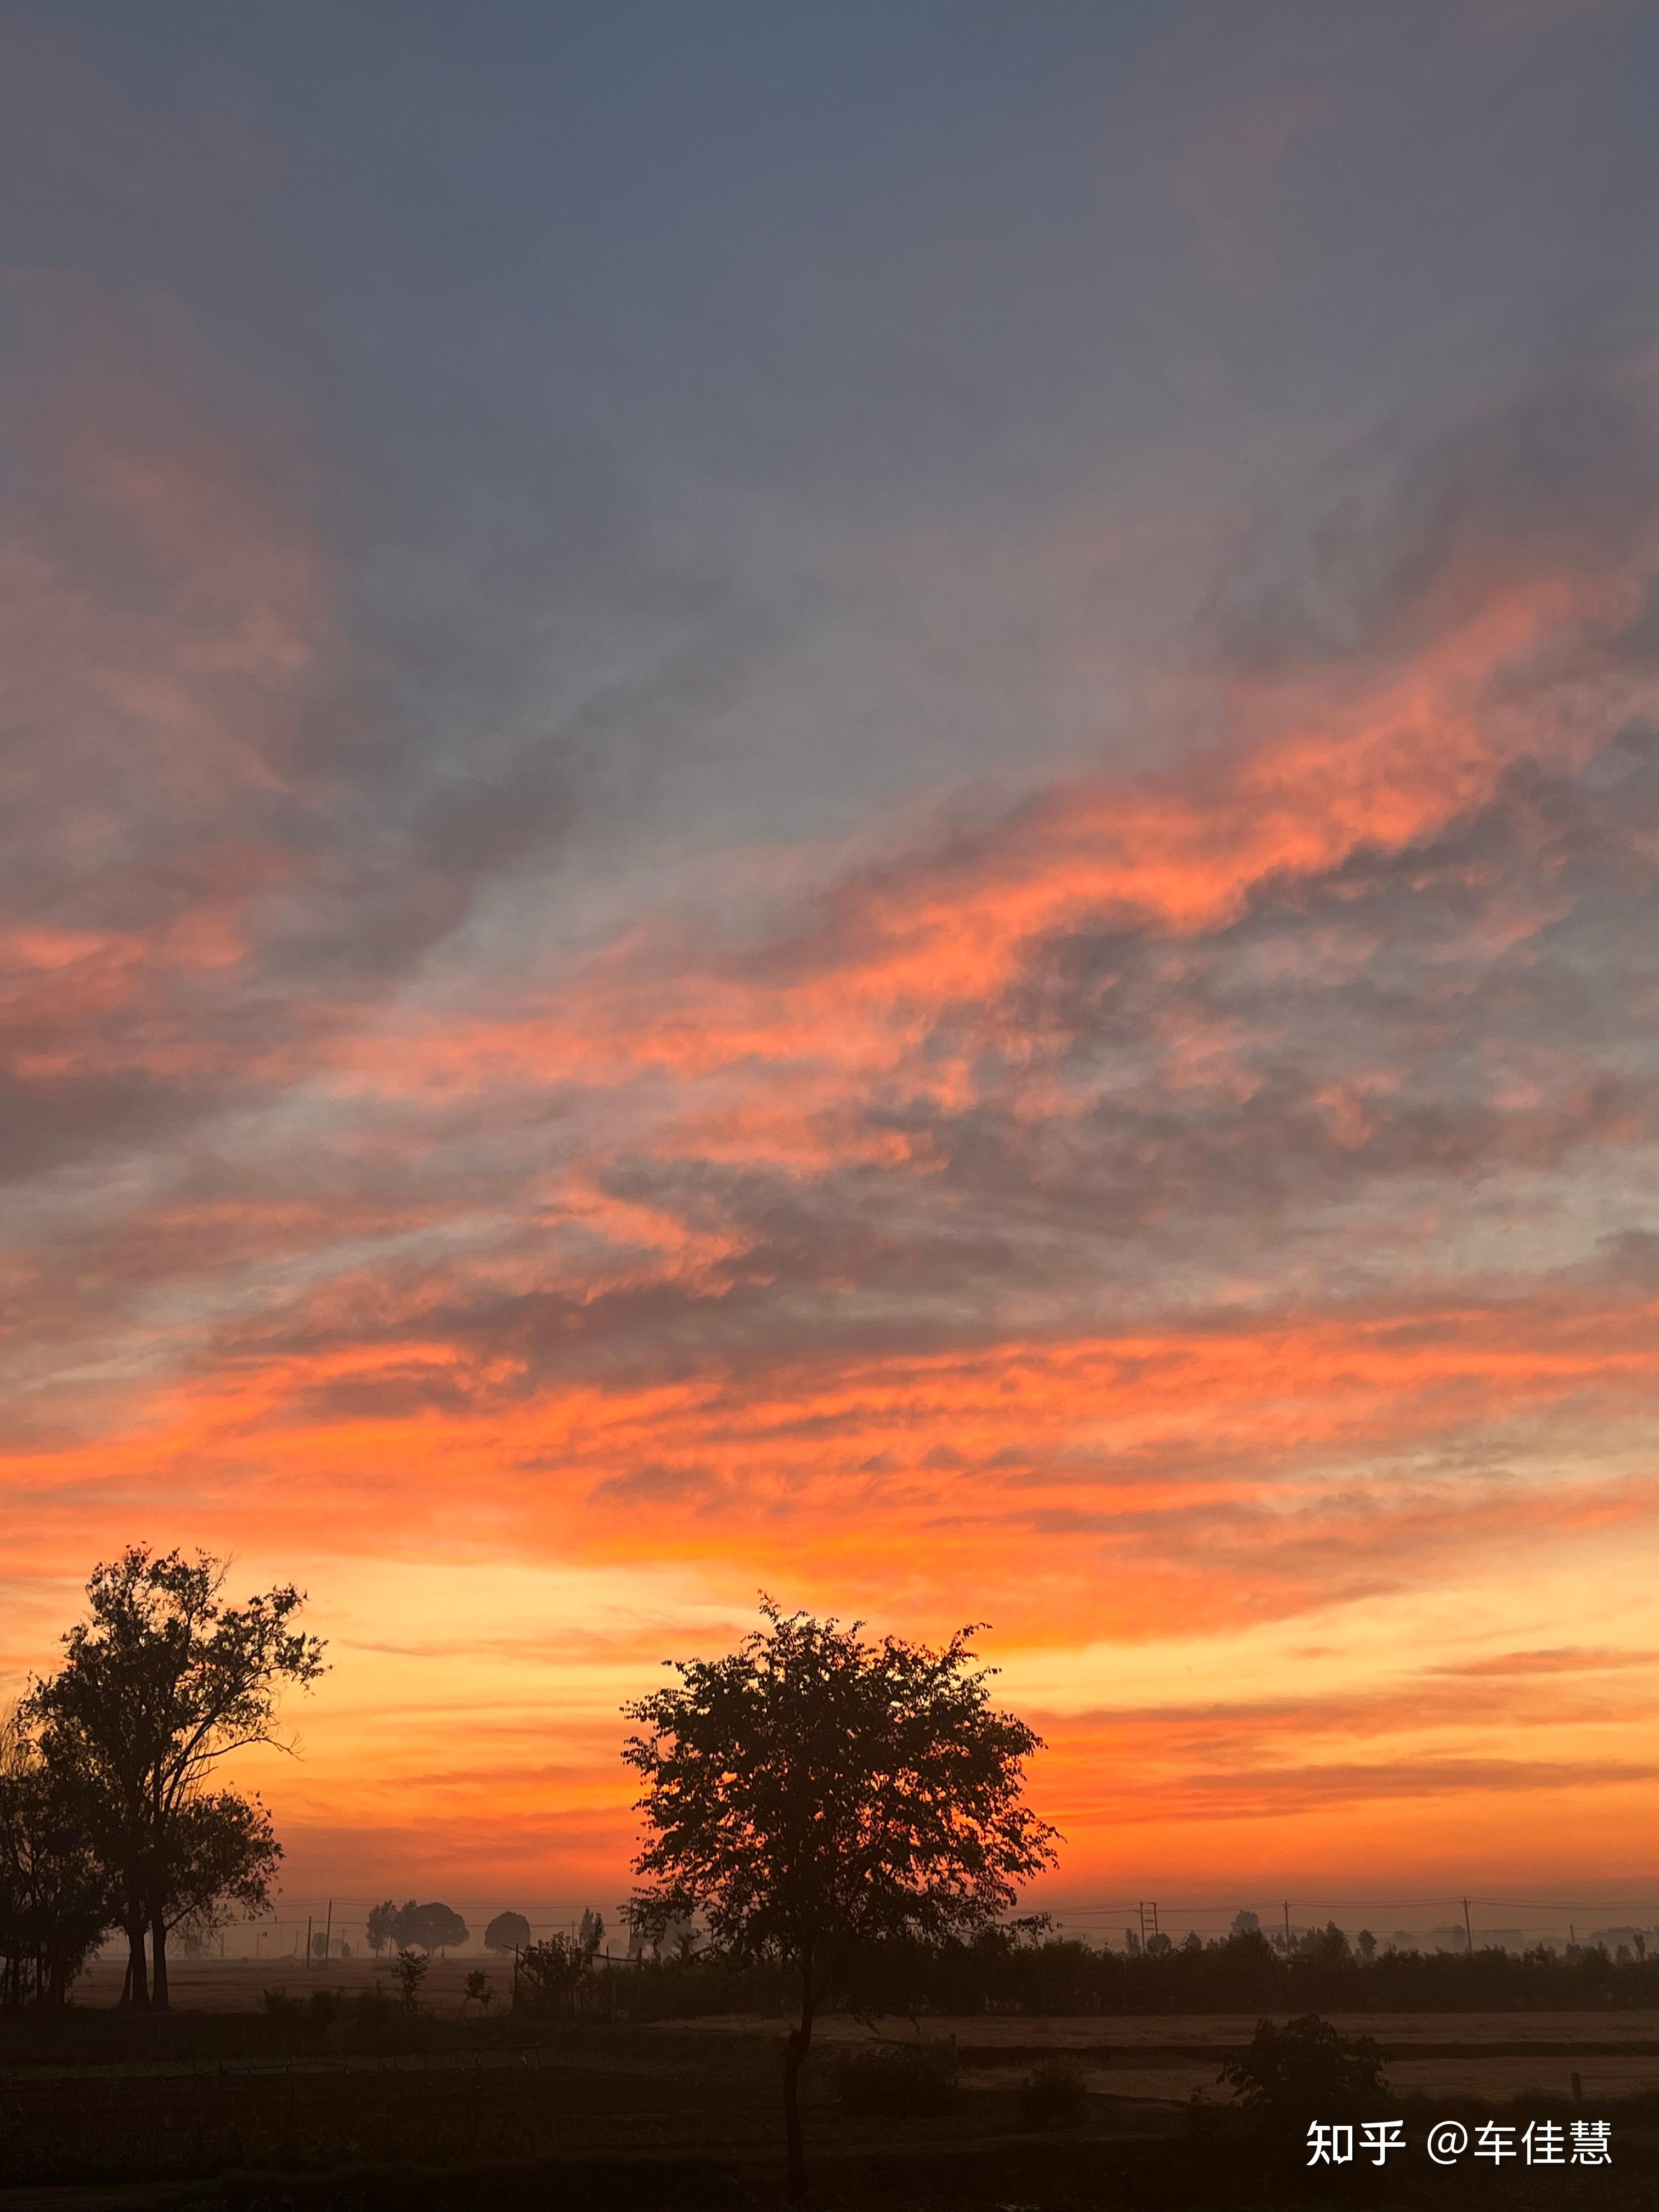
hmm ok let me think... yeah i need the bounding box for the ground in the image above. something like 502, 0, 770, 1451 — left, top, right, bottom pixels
5, 1974, 1658, 2208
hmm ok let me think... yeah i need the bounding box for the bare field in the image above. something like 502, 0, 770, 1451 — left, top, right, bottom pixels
9, 1991, 1659, 2205
70, 1954, 510, 2015
64, 1966, 1659, 2047
687, 2007, 1659, 2052
50, 1972, 1659, 2108
948, 2053, 1659, 2105
778, 2010, 1659, 2107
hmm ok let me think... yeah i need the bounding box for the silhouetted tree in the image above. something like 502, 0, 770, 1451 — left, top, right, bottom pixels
394, 1900, 468, 1954
0, 1710, 114, 2005
154, 1788, 279, 1966
483, 1909, 531, 1954
578, 1907, 605, 1962
28, 1547, 324, 2008
1297, 1920, 1352, 1970
623, 1600, 1057, 2205
366, 1899, 400, 1956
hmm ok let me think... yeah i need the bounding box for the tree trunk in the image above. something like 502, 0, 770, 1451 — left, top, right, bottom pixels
123, 1907, 149, 2010
150, 1909, 170, 2010
783, 1951, 816, 2207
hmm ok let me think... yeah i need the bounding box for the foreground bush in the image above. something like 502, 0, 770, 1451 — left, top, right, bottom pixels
258, 1982, 479, 2055
1016, 2055, 1088, 2129
1217, 2012, 1388, 2113
832, 2040, 956, 2117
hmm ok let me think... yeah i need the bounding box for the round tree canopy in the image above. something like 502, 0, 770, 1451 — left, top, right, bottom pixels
396, 1900, 469, 1953
484, 1909, 533, 1954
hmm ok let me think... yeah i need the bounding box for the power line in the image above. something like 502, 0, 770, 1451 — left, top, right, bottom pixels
1041, 1898, 1659, 1912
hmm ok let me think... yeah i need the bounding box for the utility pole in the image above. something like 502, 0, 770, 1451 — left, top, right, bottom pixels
1283, 1900, 1293, 1954
1463, 1898, 1474, 1957
306, 1914, 313, 1971
324, 1899, 333, 1970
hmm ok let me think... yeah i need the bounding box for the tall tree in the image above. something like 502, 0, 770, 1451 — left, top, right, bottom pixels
29, 1547, 324, 2008
366, 1898, 402, 1957
0, 1710, 114, 2006
623, 1601, 1058, 2205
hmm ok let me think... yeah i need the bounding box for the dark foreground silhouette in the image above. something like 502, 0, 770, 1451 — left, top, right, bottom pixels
4, 2001, 1657, 2210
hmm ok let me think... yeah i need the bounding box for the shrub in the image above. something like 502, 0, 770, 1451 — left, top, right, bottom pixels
392, 1947, 429, 2013
262, 1987, 337, 2029
1016, 2055, 1088, 2129
1218, 2013, 1387, 2113
514, 1934, 583, 2018
339, 1984, 400, 2050
261, 1987, 306, 2034
832, 2040, 956, 2117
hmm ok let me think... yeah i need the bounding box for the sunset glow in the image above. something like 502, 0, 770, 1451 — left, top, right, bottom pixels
5, 1, 1659, 1914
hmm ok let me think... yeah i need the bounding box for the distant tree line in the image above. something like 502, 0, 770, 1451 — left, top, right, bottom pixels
364, 1899, 470, 1957
0, 1548, 323, 2010
575, 1917, 1659, 2021
352, 1903, 606, 1966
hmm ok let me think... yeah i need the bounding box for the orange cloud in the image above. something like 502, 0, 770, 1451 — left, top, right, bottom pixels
8, 353, 1659, 1895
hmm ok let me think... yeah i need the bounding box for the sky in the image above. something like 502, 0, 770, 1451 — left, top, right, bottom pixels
4, 0, 1659, 1912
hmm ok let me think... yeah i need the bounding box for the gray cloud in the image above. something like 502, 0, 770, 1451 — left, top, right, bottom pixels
7, 13, 1659, 1652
